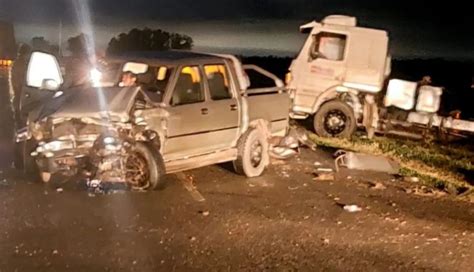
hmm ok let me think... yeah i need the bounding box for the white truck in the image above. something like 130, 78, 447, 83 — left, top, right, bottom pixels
287, 15, 474, 139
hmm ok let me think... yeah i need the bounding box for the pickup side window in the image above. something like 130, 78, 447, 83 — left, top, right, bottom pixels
137, 66, 174, 102
311, 32, 347, 61
171, 66, 204, 106
204, 65, 232, 100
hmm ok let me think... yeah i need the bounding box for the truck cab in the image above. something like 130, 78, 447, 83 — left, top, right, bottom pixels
288, 15, 391, 137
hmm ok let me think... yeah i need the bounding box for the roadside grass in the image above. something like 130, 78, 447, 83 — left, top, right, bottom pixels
308, 132, 474, 201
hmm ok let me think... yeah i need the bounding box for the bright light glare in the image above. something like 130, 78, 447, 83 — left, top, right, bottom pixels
90, 68, 102, 87
103, 136, 116, 145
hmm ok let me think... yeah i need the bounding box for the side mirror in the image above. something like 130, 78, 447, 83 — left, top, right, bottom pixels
27, 52, 63, 89
41, 79, 60, 91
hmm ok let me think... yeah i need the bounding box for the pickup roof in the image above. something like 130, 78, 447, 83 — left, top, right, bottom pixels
17, 51, 290, 190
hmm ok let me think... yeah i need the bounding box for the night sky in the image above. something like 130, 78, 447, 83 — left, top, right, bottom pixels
0, 0, 472, 59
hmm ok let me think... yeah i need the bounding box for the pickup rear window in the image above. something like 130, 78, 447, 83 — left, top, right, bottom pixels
204, 65, 233, 100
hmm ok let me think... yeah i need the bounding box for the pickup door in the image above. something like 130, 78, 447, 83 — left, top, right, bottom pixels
163, 64, 240, 161
243, 65, 290, 137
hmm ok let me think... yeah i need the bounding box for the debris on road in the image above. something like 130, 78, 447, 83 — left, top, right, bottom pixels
312, 173, 335, 181
369, 182, 387, 190
270, 146, 298, 160
288, 185, 300, 191
56, 188, 63, 193
198, 210, 210, 217
280, 171, 290, 178
316, 168, 333, 173
314, 161, 322, 167
405, 176, 420, 183
335, 151, 400, 174
178, 173, 206, 202
343, 205, 363, 213
269, 128, 318, 161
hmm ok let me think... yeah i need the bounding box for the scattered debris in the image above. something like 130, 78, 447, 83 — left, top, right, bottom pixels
335, 151, 400, 174
312, 173, 335, 181
270, 147, 298, 160
316, 168, 334, 173
412, 186, 447, 198
52, 250, 59, 255
280, 171, 290, 178
405, 177, 420, 183
343, 205, 363, 213
322, 238, 330, 245
189, 237, 196, 242
198, 210, 210, 217
270, 159, 286, 165
56, 188, 63, 193
314, 161, 322, 167
178, 173, 206, 202
370, 182, 387, 190
288, 185, 299, 191
87, 179, 102, 188
279, 133, 300, 149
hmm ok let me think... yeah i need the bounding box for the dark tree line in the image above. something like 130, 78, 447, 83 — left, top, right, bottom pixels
106, 28, 193, 56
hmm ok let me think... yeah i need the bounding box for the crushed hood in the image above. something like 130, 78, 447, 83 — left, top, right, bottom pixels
39, 86, 143, 122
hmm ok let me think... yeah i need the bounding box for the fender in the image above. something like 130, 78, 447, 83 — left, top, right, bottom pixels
249, 119, 271, 138
310, 85, 362, 120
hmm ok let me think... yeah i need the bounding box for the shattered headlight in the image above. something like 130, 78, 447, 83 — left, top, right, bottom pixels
41, 140, 75, 152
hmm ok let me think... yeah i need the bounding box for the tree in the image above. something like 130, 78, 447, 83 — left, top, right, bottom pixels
106, 28, 193, 56
67, 33, 89, 57
30, 37, 59, 54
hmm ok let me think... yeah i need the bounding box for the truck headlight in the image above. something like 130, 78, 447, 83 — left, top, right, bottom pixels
103, 136, 116, 145
42, 140, 74, 152
90, 68, 102, 87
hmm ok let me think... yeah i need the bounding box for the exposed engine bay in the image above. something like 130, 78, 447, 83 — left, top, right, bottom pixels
28, 95, 161, 190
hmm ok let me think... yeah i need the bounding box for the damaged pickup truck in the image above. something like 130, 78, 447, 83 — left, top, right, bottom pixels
16, 51, 289, 190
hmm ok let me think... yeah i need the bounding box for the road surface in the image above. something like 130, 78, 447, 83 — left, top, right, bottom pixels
0, 148, 473, 271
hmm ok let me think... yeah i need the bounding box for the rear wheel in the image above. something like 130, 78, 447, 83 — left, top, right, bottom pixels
233, 128, 269, 177
125, 142, 165, 191
314, 100, 356, 138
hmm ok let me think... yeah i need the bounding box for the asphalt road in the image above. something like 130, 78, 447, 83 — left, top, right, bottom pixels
0, 148, 473, 271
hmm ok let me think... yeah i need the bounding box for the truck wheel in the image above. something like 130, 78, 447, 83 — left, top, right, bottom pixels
125, 142, 166, 191
314, 100, 356, 138
15, 140, 40, 180
233, 128, 269, 178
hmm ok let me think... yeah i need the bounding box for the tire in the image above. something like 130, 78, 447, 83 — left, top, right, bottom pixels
126, 142, 166, 191
314, 100, 357, 138
15, 140, 40, 179
233, 128, 269, 178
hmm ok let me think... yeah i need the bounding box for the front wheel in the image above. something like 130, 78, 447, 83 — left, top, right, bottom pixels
125, 142, 166, 191
14, 140, 40, 180
314, 100, 357, 138
233, 128, 269, 178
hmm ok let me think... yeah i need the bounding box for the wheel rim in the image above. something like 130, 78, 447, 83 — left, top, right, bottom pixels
324, 110, 348, 136
125, 151, 150, 190
250, 140, 263, 168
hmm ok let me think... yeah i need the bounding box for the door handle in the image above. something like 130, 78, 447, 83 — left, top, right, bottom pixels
230, 104, 238, 111
201, 108, 209, 115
